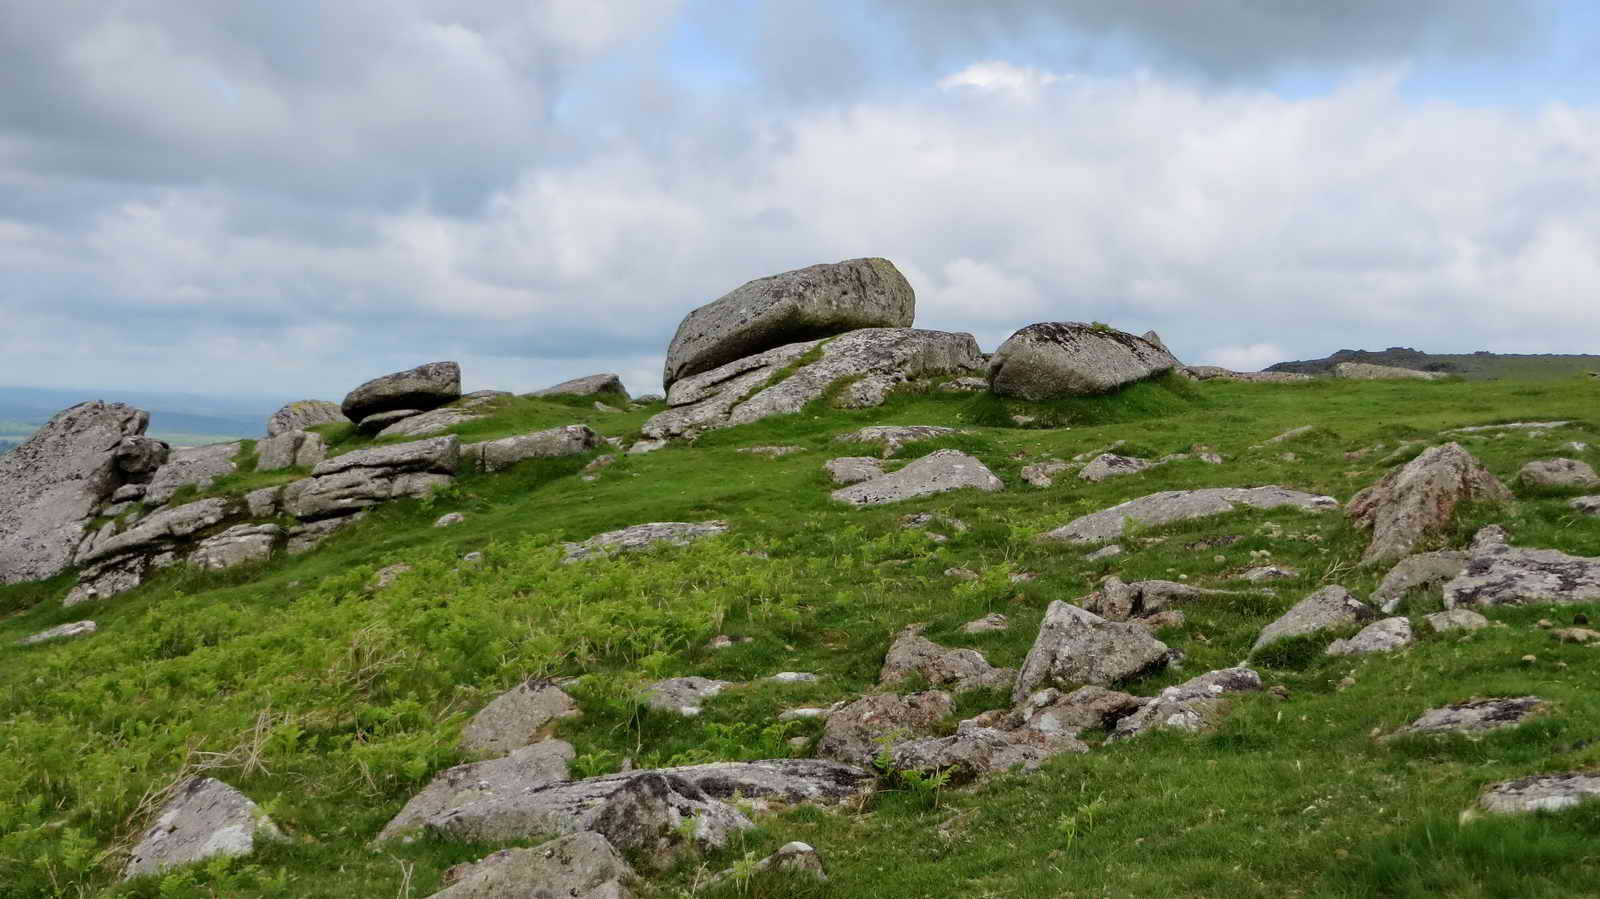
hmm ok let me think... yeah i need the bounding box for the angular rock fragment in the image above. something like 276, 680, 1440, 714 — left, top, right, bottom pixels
1080, 577, 1213, 622
429, 832, 636, 899
831, 450, 1002, 506
1326, 617, 1414, 656
244, 486, 282, 519
988, 322, 1179, 399
1078, 453, 1156, 483
376, 406, 485, 439
1479, 773, 1600, 814
889, 725, 1087, 781
562, 521, 730, 564
824, 457, 886, 486
816, 691, 955, 766
144, 442, 241, 505
1040, 487, 1338, 544
1347, 443, 1512, 563
461, 679, 580, 757
532, 373, 629, 399
123, 778, 280, 879
379, 741, 576, 841
20, 620, 97, 645
834, 425, 958, 458
1388, 696, 1543, 739
342, 361, 461, 423
285, 512, 364, 555
961, 613, 1010, 634
879, 627, 1015, 693
711, 841, 827, 885
1444, 528, 1600, 607
1022, 460, 1072, 488
282, 436, 459, 520
1373, 550, 1469, 613
1252, 586, 1376, 654
643, 677, 734, 716
266, 399, 343, 436
254, 429, 327, 472
1426, 609, 1489, 633
188, 524, 282, 570
1519, 458, 1600, 488
1108, 667, 1262, 742
1571, 496, 1600, 516
1013, 602, 1170, 702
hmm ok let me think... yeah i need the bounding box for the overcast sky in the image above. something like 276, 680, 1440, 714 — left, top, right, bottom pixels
4, 0, 1598, 399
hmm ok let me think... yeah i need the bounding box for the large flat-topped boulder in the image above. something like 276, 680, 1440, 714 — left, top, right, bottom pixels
644, 328, 982, 441
663, 257, 915, 389
123, 777, 280, 879
1443, 527, 1600, 607
532, 373, 629, 399
988, 322, 1179, 400
831, 450, 1003, 506
0, 401, 151, 584
1038, 487, 1339, 545
266, 400, 343, 436
341, 361, 461, 423
144, 442, 241, 505
1347, 443, 1512, 563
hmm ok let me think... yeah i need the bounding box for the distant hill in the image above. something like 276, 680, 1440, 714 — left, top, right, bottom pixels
1266, 347, 1600, 380
0, 385, 301, 448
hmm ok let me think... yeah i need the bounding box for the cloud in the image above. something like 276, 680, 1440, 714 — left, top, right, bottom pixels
1203, 344, 1288, 372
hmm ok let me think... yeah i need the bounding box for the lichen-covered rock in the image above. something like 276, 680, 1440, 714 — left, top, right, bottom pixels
1426, 609, 1489, 632
1388, 696, 1543, 739
377, 407, 485, 439
144, 442, 242, 505
189, 524, 282, 571
254, 430, 326, 472
1442, 529, 1600, 607
1013, 602, 1170, 702
1079, 454, 1156, 483
663, 257, 915, 389
1252, 586, 1376, 654
961, 613, 1010, 634
824, 457, 886, 486
710, 841, 827, 886
461, 680, 579, 757
1080, 577, 1214, 622
888, 725, 1087, 781
341, 361, 461, 423
429, 832, 636, 899
1022, 460, 1072, 488
1000, 685, 1148, 738
1347, 443, 1512, 563
123, 778, 280, 879
1186, 366, 1313, 383
833, 425, 958, 458
285, 512, 364, 555
643, 677, 734, 716
79, 498, 237, 567
1333, 362, 1445, 380
1326, 617, 1414, 656
1519, 458, 1600, 488
532, 373, 629, 400
266, 400, 343, 436
1108, 668, 1262, 742
1479, 773, 1600, 814
817, 692, 955, 766
831, 450, 1002, 506
282, 437, 459, 520
463, 425, 599, 473
1373, 551, 1470, 613
379, 741, 575, 841
879, 627, 1015, 693
1039, 487, 1338, 545
988, 322, 1179, 400
0, 401, 151, 584
562, 521, 730, 564
1571, 496, 1600, 516
20, 620, 97, 645
644, 329, 983, 441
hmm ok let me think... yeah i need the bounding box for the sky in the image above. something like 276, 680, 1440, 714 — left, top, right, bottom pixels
3, 0, 1599, 400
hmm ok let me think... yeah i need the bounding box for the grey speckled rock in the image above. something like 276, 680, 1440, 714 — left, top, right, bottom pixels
1186, 366, 1313, 383
80, 498, 237, 566
879, 627, 1014, 693
889, 725, 1088, 781
1326, 617, 1413, 655
464, 425, 599, 473
282, 436, 459, 520
834, 425, 958, 458
643, 677, 734, 716
20, 620, 97, 645
1347, 443, 1513, 563
1571, 496, 1600, 516
711, 842, 827, 886
377, 407, 485, 439
562, 521, 730, 564
1039, 487, 1338, 545
1013, 602, 1170, 702
961, 613, 1010, 634
644, 329, 983, 441
1108, 667, 1262, 742
1389, 696, 1543, 739
831, 450, 1002, 506
1519, 458, 1600, 488
285, 512, 364, 555
1443, 530, 1600, 607
988, 322, 1178, 400
342, 361, 460, 423
1022, 460, 1072, 487
531, 373, 629, 400
123, 778, 280, 879
824, 457, 886, 486
1252, 586, 1376, 654
1333, 361, 1445, 380
663, 257, 915, 389
1373, 551, 1469, 613
379, 741, 575, 841
1079, 453, 1155, 483
1479, 773, 1600, 814
430, 833, 636, 899
1426, 609, 1489, 632
817, 692, 955, 766
266, 400, 343, 437
461, 680, 580, 757
0, 401, 151, 584
188, 524, 282, 570
144, 442, 241, 506
254, 430, 326, 472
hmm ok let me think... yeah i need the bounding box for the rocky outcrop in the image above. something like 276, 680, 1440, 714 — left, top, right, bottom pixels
888, 723, 1088, 781
1013, 602, 1170, 702
1388, 697, 1543, 739
1333, 362, 1445, 380
1326, 617, 1413, 655
532, 374, 629, 399
266, 400, 344, 436
462, 425, 599, 473
988, 323, 1179, 400
144, 443, 241, 505
188, 524, 282, 571
341, 361, 461, 425
562, 521, 729, 563
1039, 487, 1338, 545
663, 257, 915, 389
1251, 586, 1375, 654
1373, 550, 1469, 613
429, 833, 636, 899
644, 328, 983, 441
1479, 773, 1600, 814
67, 497, 241, 604
1080, 577, 1217, 622
254, 430, 326, 472
461, 680, 580, 757
1442, 526, 1600, 607
817, 692, 955, 766
1346, 443, 1512, 562
1107, 668, 1262, 742
0, 402, 154, 584
379, 741, 576, 841
19, 620, 97, 645
831, 450, 1002, 506
833, 425, 958, 458
879, 627, 1015, 693
1519, 458, 1600, 488
282, 436, 459, 520
376, 407, 481, 439
123, 778, 279, 879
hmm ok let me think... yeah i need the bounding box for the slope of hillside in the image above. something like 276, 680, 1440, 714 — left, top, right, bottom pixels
2, 376, 1598, 898
1266, 347, 1600, 380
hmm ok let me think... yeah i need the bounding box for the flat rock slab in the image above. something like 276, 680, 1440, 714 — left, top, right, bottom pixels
643, 676, 734, 716
189, 524, 282, 570
1039, 487, 1338, 545
833, 425, 958, 458
430, 832, 636, 899
817, 691, 955, 766
1079, 453, 1156, 483
266, 400, 343, 436
1444, 529, 1600, 607
531, 373, 629, 399
379, 741, 575, 841
461, 680, 580, 757
889, 725, 1087, 782
1327, 617, 1414, 656
562, 521, 730, 564
123, 777, 279, 879
1389, 696, 1544, 739
1109, 668, 1263, 742
342, 361, 461, 423
738, 445, 805, 457
879, 627, 1015, 693
1013, 601, 1170, 702
1253, 586, 1376, 654
663, 257, 915, 389
463, 425, 599, 473
1081, 577, 1218, 622
1347, 443, 1512, 563
1479, 773, 1600, 814
961, 613, 1010, 634
20, 620, 97, 645
1374, 550, 1469, 613
824, 457, 886, 486
377, 407, 486, 439
1186, 366, 1313, 383
1022, 460, 1072, 487
831, 450, 1002, 506
284, 436, 459, 520
1427, 609, 1489, 632
996, 685, 1149, 739
644, 328, 983, 441
1445, 421, 1572, 434
1333, 362, 1445, 380
1520, 458, 1600, 488
988, 322, 1179, 399
144, 442, 240, 506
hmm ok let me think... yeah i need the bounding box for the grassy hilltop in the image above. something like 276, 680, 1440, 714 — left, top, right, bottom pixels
2, 376, 1599, 898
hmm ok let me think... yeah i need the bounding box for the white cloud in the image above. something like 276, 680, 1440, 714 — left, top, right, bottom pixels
1203, 344, 1288, 372
938, 61, 1066, 100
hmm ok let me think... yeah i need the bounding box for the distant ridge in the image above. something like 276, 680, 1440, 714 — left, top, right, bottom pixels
1266, 347, 1600, 380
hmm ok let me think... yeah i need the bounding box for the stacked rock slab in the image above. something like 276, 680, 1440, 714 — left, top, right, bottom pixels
1347, 443, 1512, 562
0, 402, 157, 584
462, 425, 599, 473
144, 442, 241, 505
282, 436, 459, 520
341, 361, 461, 430
644, 328, 983, 441
988, 323, 1179, 400
266, 400, 343, 436
663, 257, 915, 390
67, 497, 241, 605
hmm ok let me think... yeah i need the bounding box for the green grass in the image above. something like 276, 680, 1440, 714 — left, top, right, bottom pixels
1, 375, 1598, 897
